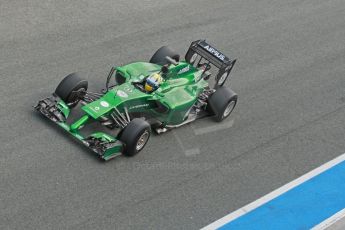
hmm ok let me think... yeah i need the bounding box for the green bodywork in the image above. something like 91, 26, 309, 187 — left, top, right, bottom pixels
43, 61, 208, 160
82, 61, 207, 125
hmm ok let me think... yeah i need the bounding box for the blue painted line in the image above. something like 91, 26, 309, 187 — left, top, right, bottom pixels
219, 160, 345, 230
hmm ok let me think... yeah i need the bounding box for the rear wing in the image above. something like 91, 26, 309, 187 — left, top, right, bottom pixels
185, 40, 236, 87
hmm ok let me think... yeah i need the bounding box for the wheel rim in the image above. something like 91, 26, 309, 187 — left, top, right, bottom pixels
223, 100, 236, 118
218, 72, 228, 85
136, 130, 149, 151
190, 53, 198, 64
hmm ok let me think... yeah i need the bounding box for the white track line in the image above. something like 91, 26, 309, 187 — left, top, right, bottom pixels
312, 208, 345, 230
193, 119, 234, 135
202, 152, 345, 230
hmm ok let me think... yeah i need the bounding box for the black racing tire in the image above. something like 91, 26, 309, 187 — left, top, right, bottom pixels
119, 118, 151, 157
55, 73, 88, 105
149, 46, 180, 65
207, 87, 238, 122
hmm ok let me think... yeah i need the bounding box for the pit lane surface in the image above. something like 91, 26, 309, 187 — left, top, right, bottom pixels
1, 0, 345, 229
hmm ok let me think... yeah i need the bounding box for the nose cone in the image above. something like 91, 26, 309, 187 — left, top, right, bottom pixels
82, 99, 113, 119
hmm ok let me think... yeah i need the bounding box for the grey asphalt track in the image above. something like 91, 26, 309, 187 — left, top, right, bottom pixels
1, 0, 345, 229
329, 217, 345, 230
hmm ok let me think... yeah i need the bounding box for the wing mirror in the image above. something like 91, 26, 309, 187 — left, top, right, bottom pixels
160, 56, 178, 76
165, 56, 178, 66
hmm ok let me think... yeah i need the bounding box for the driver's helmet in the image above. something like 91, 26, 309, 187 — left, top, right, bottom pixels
145, 73, 163, 92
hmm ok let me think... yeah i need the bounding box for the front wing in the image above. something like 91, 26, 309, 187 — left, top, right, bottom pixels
34, 95, 123, 161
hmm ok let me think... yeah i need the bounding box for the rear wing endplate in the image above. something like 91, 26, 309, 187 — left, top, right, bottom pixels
185, 40, 236, 86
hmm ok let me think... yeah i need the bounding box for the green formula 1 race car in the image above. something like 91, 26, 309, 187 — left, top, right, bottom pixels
35, 40, 238, 160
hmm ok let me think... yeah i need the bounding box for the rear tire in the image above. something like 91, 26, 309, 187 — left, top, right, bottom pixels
207, 87, 237, 122
119, 118, 151, 157
149, 46, 180, 65
55, 73, 88, 105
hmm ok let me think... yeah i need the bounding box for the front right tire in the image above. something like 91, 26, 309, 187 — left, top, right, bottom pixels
119, 118, 151, 157
55, 73, 88, 106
